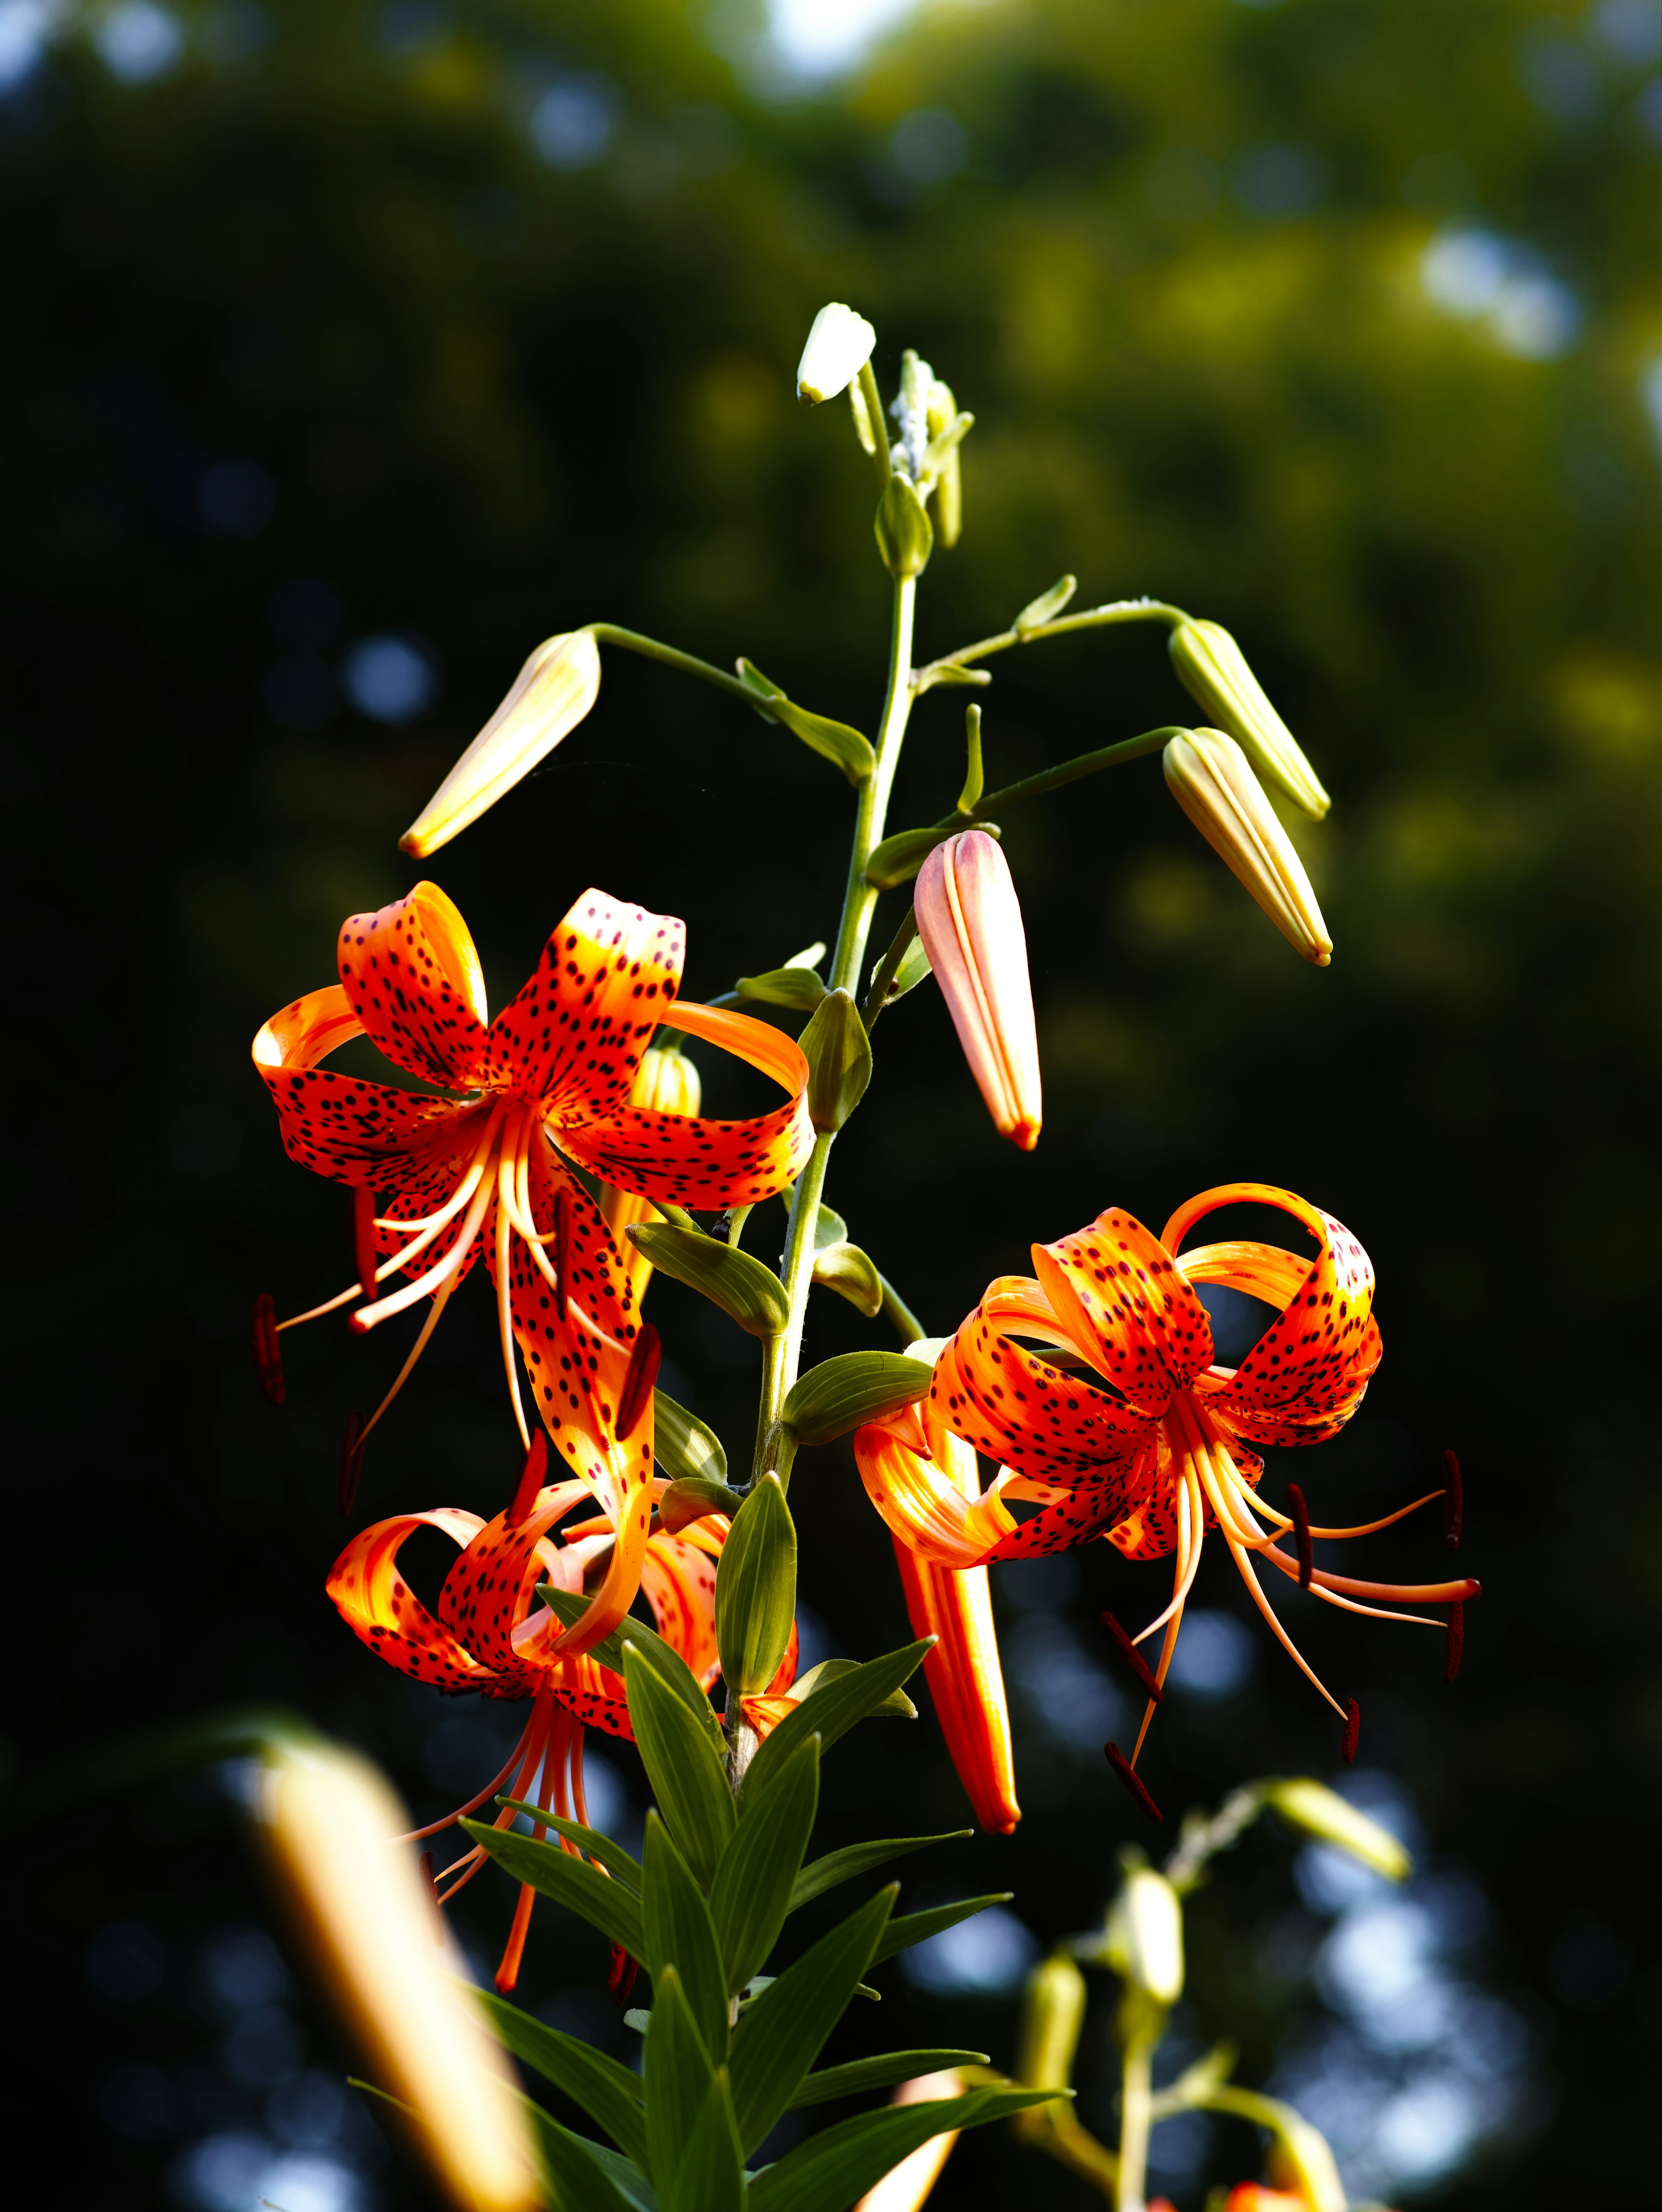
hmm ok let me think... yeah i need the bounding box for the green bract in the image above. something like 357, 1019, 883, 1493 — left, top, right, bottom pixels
782, 1350, 932, 1446
626, 1222, 789, 1336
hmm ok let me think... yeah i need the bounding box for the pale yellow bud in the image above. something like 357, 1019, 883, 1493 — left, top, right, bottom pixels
253, 1737, 539, 2212
1105, 1865, 1185, 2007
1265, 1777, 1411, 1881
796, 301, 878, 405
1016, 1953, 1088, 2092
1164, 728, 1333, 966
1169, 618, 1330, 819
401, 630, 601, 857
601, 1045, 702, 1299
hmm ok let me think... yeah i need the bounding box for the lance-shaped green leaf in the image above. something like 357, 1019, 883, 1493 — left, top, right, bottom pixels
476, 1992, 647, 2167
491, 1800, 642, 1892
521, 2103, 647, 2212
789, 1829, 970, 1913
652, 1392, 729, 1488
624, 1642, 735, 1886
664, 2071, 743, 2212
641, 1814, 729, 2061
727, 1886, 897, 2154
789, 2048, 989, 2108
643, 1968, 713, 2192
873, 474, 934, 580
658, 1475, 747, 1535
736, 966, 828, 1011
782, 1352, 932, 1448
798, 990, 872, 1134
736, 659, 876, 786
626, 1222, 789, 1337
742, 1640, 932, 1810
1013, 573, 1078, 637
715, 1473, 797, 1698
870, 1893, 1013, 1968
810, 1240, 884, 1319
458, 1821, 644, 1957
534, 1590, 724, 1754
747, 2087, 1067, 2212
709, 1733, 819, 1996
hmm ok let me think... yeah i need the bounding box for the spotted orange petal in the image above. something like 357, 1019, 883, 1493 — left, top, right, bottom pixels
561, 999, 813, 1209
889, 1536, 1020, 1834
436, 1485, 592, 1678
933, 1287, 1153, 1485
252, 984, 474, 1186
483, 890, 684, 1115
325, 1508, 499, 1692
639, 1533, 722, 1693
336, 883, 492, 1090
1031, 1209, 1214, 1416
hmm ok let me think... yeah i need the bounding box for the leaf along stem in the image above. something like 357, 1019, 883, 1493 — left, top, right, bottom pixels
910, 596, 1189, 694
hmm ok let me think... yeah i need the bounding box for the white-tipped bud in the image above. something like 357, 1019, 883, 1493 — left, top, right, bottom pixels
401, 630, 601, 857
1164, 728, 1333, 967
1265, 1777, 1411, 1881
1169, 618, 1330, 820
253, 1736, 539, 2212
796, 302, 877, 406
1105, 1865, 1185, 2007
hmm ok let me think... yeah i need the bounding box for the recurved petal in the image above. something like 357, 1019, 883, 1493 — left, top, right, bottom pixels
564, 1000, 813, 1208
854, 1418, 1015, 1569
254, 985, 474, 1185
437, 1485, 592, 1679
337, 883, 493, 1090
889, 1536, 1021, 1834
937, 1304, 1154, 1485
1031, 1208, 1214, 1415
639, 1531, 721, 1692
986, 1453, 1165, 1561
482, 889, 683, 1116
325, 1510, 498, 1691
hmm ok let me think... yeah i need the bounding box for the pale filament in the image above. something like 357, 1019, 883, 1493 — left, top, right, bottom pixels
1236, 1485, 1447, 1542
358, 1272, 458, 1445
352, 1101, 508, 1332
396, 1707, 538, 1843
495, 1106, 532, 1451
1131, 1469, 1200, 1765
1222, 1518, 1347, 1720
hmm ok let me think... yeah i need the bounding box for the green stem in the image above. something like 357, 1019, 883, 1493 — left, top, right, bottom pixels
588, 622, 762, 708
1115, 2037, 1156, 2212
912, 597, 1189, 693
877, 1274, 925, 1349
942, 726, 1185, 832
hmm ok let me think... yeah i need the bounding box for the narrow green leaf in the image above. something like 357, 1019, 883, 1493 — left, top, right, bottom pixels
458, 1820, 643, 1957
1013, 572, 1078, 636
521, 2103, 642, 2212
491, 1801, 642, 1891
664, 2070, 744, 2212
789, 1831, 970, 1914
709, 1734, 820, 1997
624, 1643, 735, 1886
715, 1473, 797, 1698
789, 2050, 989, 2108
780, 1352, 931, 1447
475, 1991, 646, 2167
742, 1641, 933, 1811
727, 1885, 896, 2156
535, 1593, 724, 1753
642, 1814, 729, 2062
644, 1968, 713, 2191
784, 1659, 916, 1720
652, 1391, 729, 1487
870, 1894, 1012, 1968
748, 2090, 1067, 2212
626, 1222, 789, 1336
582, 2142, 660, 2212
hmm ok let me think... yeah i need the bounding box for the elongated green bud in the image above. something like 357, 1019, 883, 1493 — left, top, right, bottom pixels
651, 1389, 728, 1487
625, 1222, 788, 1336
1169, 618, 1330, 819
796, 302, 877, 405
737, 965, 828, 1011
782, 1350, 931, 1447
874, 474, 934, 579
799, 989, 873, 1133
1016, 1953, 1088, 2093
1264, 1778, 1411, 1880
1105, 1865, 1184, 2006
716, 1473, 798, 1695
1164, 729, 1332, 967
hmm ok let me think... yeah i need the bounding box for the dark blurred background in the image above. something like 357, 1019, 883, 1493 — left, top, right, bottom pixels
3, 0, 1658, 2206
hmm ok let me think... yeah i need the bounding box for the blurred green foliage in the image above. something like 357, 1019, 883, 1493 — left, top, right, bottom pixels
2, 0, 1657, 2206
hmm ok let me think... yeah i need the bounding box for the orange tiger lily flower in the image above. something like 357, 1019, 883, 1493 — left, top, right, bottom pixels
325, 1469, 797, 1991
857, 1183, 1479, 1778
251, 881, 812, 1474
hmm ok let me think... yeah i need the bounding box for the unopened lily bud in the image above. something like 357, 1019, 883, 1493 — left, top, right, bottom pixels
402, 630, 601, 856
600, 1045, 702, 1301
1168, 619, 1330, 819
799, 988, 874, 1132
253, 1736, 539, 2212
1105, 1865, 1185, 2007
874, 473, 934, 579
797, 302, 877, 405
1016, 1953, 1087, 2092
1164, 729, 1332, 967
914, 831, 1041, 1150
925, 379, 963, 547
1264, 1778, 1411, 1881
782, 1350, 932, 1447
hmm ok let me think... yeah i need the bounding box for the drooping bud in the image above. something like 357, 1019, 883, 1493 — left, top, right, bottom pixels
252, 1736, 541, 2212
784, 1352, 934, 1449
1105, 1865, 1185, 2007
1168, 619, 1330, 819
252, 1292, 285, 1406
796, 302, 877, 405
1163, 728, 1333, 966
352, 1185, 379, 1304
1263, 1777, 1411, 1880
400, 630, 602, 857
914, 830, 1042, 1150
799, 988, 874, 1134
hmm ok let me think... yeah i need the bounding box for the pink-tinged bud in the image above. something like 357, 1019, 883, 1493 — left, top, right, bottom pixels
913, 831, 1041, 1150
401, 630, 601, 856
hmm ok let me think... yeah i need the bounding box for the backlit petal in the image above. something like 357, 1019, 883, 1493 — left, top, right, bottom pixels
854, 1418, 1015, 1568
1031, 1209, 1214, 1415
934, 1291, 1153, 1484
253, 984, 473, 1185
325, 1509, 498, 1692
889, 1534, 1020, 1834
337, 883, 492, 1090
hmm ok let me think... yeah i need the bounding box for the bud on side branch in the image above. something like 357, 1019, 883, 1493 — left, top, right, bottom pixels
1168, 619, 1330, 820
914, 831, 1042, 1149
1163, 729, 1333, 967
800, 989, 874, 1133
1105, 1865, 1185, 2008
796, 302, 877, 405
401, 630, 601, 856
